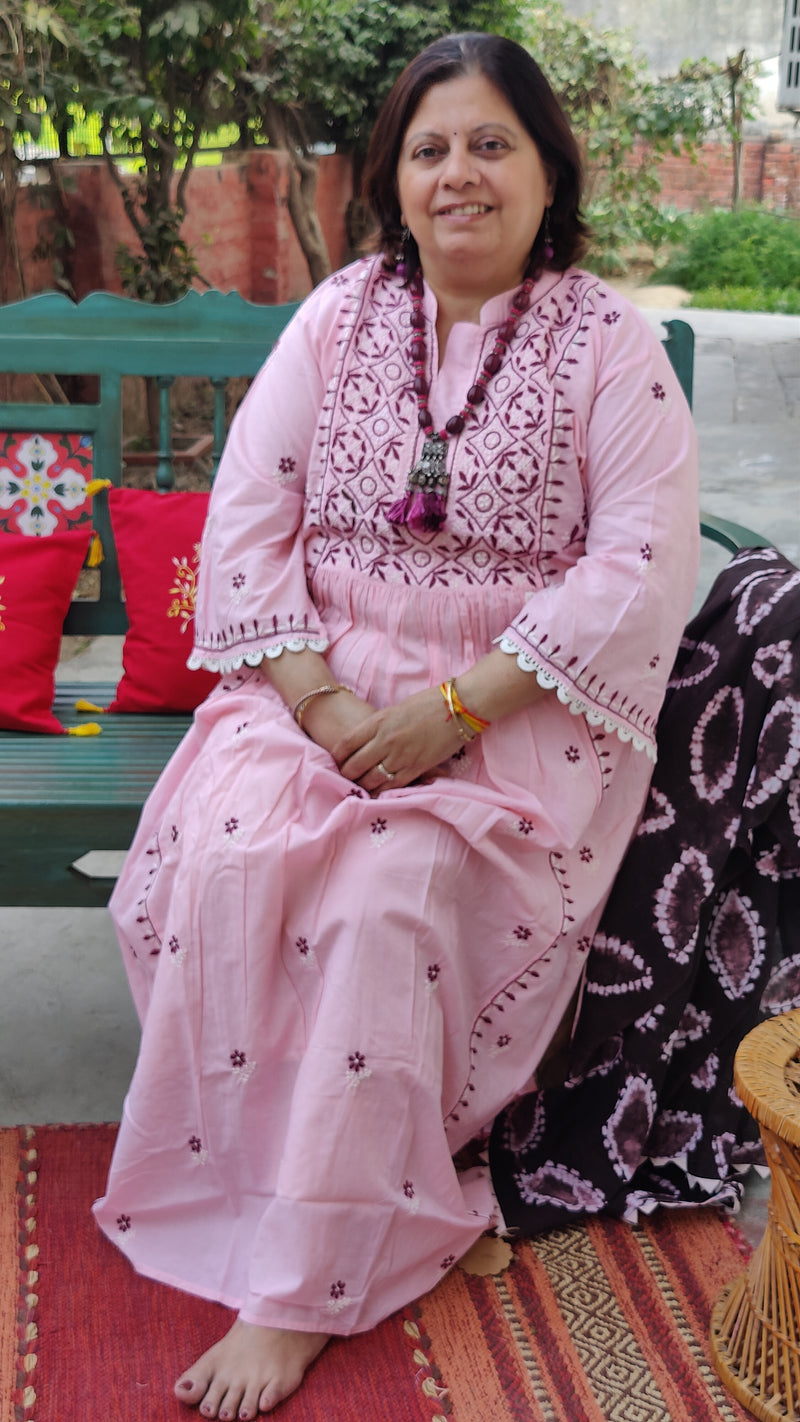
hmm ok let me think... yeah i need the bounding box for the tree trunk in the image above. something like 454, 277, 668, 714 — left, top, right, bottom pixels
264, 101, 332, 288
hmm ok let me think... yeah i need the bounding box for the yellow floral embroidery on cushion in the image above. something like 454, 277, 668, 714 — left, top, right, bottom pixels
167, 543, 201, 633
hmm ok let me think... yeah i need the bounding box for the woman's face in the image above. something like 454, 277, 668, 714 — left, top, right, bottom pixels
396, 71, 555, 299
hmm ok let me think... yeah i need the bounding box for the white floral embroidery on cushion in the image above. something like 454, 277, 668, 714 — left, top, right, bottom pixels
187, 636, 328, 674
496, 635, 656, 761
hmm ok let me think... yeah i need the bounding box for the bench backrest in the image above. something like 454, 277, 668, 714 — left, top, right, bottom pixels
2, 293, 758, 633
0, 289, 298, 635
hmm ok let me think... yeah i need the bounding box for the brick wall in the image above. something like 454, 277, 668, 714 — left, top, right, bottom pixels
645, 136, 800, 213
2, 136, 798, 307
1, 149, 353, 305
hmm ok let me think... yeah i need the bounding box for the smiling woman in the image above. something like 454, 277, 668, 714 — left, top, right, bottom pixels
395, 74, 555, 319
92, 31, 699, 1422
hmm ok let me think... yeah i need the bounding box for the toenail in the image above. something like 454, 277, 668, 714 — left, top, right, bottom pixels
178, 1381, 194, 1392
239, 1414, 250, 1421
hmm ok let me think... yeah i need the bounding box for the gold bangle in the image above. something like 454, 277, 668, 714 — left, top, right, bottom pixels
292, 684, 349, 730
440, 679, 475, 740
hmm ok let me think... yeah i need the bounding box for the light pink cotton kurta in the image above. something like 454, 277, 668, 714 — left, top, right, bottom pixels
94, 258, 699, 1334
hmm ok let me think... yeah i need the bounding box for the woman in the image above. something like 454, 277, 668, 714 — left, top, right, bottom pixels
94, 31, 699, 1420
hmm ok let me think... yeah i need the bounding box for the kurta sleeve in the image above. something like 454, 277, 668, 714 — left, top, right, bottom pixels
189, 269, 361, 673
497, 288, 700, 760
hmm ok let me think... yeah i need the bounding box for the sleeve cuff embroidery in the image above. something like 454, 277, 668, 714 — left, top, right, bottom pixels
496, 635, 657, 763
188, 635, 329, 675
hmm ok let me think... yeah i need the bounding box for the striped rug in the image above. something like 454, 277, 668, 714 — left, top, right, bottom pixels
2, 1124, 754, 1421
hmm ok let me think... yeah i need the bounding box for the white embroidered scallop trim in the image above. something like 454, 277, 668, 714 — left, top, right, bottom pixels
188, 636, 328, 674
496, 635, 656, 762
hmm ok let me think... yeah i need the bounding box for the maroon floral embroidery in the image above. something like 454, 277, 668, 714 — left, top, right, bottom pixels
235, 722, 249, 734
348, 1051, 367, 1074
169, 935, 181, 954
640, 544, 653, 562
580, 846, 594, 863
117, 1214, 132, 1232
452, 746, 468, 762
565, 746, 581, 763
189, 1136, 203, 1154
170, 824, 179, 842
403, 1180, 415, 1198
603, 311, 621, 325
496, 1034, 512, 1048
278, 456, 296, 475
651, 382, 666, 402
330, 1280, 346, 1299
440, 1255, 456, 1270
296, 936, 310, 956
513, 925, 532, 941
225, 817, 239, 835
231, 1050, 247, 1068
427, 964, 440, 983
232, 572, 246, 590
577, 935, 593, 953
518, 817, 535, 835
371, 818, 388, 835
649, 654, 661, 670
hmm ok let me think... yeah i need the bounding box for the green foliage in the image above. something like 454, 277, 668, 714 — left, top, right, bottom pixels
657, 208, 800, 292
521, 1, 746, 273
687, 286, 800, 314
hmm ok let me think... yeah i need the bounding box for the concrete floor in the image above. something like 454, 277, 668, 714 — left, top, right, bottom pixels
1, 303, 797, 1249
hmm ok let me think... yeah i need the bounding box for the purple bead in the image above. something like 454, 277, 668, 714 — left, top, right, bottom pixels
418, 408, 432, 428
483, 352, 502, 375
499, 320, 516, 342
411, 339, 425, 360
467, 384, 486, 405
410, 310, 425, 329
413, 374, 429, 396
445, 414, 466, 435
515, 291, 530, 311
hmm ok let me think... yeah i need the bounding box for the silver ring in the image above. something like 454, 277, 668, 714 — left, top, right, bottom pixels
376, 761, 396, 781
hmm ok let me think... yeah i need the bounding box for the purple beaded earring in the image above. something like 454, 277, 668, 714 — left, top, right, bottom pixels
542, 207, 554, 263
395, 226, 411, 278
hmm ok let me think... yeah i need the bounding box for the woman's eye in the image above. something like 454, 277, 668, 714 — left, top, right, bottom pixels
414, 145, 441, 160
477, 138, 506, 153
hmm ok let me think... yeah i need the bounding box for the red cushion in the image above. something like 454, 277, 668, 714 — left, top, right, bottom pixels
107, 488, 219, 713
0, 529, 91, 732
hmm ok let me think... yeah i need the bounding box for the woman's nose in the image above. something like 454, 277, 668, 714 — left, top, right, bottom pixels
440, 145, 478, 187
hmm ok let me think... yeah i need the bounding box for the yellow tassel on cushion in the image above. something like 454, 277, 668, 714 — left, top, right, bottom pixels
84, 479, 112, 497
87, 532, 104, 567
74, 699, 106, 714
66, 722, 103, 736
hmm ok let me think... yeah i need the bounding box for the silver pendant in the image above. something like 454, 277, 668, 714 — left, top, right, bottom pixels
408, 433, 448, 491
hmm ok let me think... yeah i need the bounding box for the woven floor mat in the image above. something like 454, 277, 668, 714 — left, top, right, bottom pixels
1, 1124, 755, 1421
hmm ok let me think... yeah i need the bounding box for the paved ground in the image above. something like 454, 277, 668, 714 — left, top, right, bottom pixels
1, 303, 797, 1242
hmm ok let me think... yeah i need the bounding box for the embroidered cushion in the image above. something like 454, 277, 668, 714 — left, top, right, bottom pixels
0, 528, 91, 732
107, 487, 219, 713
0, 430, 96, 536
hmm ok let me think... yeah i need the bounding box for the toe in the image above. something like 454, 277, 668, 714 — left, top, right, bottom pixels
175, 1371, 209, 1406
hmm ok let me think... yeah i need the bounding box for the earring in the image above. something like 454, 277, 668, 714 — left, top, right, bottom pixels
395, 225, 411, 278
542, 208, 554, 263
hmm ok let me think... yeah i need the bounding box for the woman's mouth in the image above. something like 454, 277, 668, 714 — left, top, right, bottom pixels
436, 203, 491, 217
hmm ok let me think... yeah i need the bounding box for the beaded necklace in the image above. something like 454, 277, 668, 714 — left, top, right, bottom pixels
386, 269, 535, 534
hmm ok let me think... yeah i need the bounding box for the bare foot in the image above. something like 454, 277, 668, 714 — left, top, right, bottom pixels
174, 1318, 330, 1419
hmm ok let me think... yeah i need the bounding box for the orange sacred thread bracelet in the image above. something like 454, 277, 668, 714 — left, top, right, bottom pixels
439, 679, 491, 741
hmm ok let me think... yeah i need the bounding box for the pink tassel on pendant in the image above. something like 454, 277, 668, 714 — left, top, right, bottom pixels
406, 489, 426, 527
418, 490, 447, 532
386, 492, 413, 524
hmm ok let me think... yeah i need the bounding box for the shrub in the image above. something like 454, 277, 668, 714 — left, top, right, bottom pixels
656, 207, 800, 292
687, 286, 800, 314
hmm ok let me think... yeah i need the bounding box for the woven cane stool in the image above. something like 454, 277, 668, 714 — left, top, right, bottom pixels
711, 1010, 800, 1421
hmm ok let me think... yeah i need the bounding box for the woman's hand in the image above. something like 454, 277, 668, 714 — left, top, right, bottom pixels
332, 686, 464, 793
300, 690, 377, 760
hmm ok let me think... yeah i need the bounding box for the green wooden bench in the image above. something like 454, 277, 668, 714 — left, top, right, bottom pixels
0, 299, 770, 908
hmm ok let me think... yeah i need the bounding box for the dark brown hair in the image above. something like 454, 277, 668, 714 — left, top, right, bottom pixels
362, 32, 589, 280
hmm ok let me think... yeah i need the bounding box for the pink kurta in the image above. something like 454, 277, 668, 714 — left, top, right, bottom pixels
94, 258, 699, 1334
